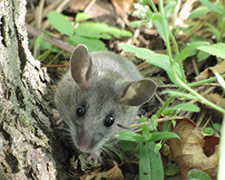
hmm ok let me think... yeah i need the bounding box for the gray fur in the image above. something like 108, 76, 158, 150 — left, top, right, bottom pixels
54, 44, 157, 157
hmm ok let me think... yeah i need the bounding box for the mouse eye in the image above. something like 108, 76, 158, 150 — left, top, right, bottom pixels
104, 115, 114, 127
76, 106, 85, 117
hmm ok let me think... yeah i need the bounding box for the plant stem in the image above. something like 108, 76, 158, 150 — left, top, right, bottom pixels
189, 74, 225, 87
156, 88, 182, 118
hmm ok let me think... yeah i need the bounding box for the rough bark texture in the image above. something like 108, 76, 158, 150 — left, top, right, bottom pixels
0, 0, 71, 179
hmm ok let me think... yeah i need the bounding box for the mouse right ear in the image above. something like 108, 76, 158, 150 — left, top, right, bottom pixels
70, 45, 98, 89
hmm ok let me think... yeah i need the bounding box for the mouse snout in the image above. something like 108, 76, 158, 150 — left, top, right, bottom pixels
78, 138, 90, 152
77, 135, 99, 153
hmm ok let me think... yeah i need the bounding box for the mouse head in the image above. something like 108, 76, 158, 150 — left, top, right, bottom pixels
68, 45, 157, 153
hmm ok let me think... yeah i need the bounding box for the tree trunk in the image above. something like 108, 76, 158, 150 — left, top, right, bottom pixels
0, 1, 69, 179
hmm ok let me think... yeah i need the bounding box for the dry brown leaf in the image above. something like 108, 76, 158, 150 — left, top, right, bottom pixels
79, 160, 124, 180
161, 118, 219, 180
201, 93, 225, 120
195, 60, 225, 81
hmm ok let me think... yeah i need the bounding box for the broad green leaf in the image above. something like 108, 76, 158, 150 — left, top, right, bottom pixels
47, 10, 75, 37
67, 36, 107, 52
197, 43, 225, 59
75, 12, 92, 23
199, 0, 225, 15
163, 103, 200, 115
197, 51, 210, 62
117, 140, 138, 152
148, 142, 164, 180
140, 141, 164, 180
174, 42, 210, 62
188, 169, 212, 180
119, 44, 182, 86
188, 6, 211, 19
161, 90, 198, 100
76, 22, 132, 40
139, 142, 151, 180
149, 132, 180, 142
114, 131, 145, 142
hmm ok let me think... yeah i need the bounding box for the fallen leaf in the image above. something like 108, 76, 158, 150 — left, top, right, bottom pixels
159, 118, 219, 180
201, 93, 225, 120
195, 60, 225, 81
79, 160, 124, 180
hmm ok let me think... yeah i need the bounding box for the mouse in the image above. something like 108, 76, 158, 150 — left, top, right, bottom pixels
54, 44, 157, 164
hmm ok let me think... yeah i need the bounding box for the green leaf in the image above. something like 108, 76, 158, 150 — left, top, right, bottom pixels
141, 116, 152, 141
188, 169, 212, 180
117, 140, 138, 152
67, 36, 107, 52
199, 0, 225, 15
75, 12, 92, 23
164, 2, 176, 18
175, 42, 210, 62
163, 103, 200, 115
153, 18, 169, 42
114, 131, 145, 142
197, 51, 210, 62
47, 10, 75, 37
188, 6, 211, 19
197, 43, 225, 59
139, 141, 164, 180
203, 23, 221, 40
164, 163, 180, 176
213, 123, 221, 133
76, 22, 132, 40
203, 127, 214, 135
119, 44, 182, 86
149, 132, 180, 142
161, 90, 198, 100
139, 142, 151, 180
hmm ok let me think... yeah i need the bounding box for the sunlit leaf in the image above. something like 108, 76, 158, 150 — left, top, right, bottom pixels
47, 10, 75, 37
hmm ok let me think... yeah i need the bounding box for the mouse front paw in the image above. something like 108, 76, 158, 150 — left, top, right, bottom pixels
87, 151, 102, 164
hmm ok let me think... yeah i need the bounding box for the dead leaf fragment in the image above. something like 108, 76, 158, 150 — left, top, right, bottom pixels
79, 160, 124, 180
195, 60, 225, 81
201, 93, 225, 120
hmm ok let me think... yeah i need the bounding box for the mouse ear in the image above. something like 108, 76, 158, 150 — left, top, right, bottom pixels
120, 79, 157, 106
70, 45, 98, 89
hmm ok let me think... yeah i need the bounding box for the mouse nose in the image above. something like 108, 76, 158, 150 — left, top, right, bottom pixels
78, 139, 90, 152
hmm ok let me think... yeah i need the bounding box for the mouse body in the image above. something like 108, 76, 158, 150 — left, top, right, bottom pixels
54, 44, 157, 163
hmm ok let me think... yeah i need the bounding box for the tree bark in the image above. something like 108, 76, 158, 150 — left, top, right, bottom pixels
0, 0, 70, 179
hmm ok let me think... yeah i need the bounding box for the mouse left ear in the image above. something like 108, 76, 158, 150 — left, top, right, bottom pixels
120, 78, 157, 106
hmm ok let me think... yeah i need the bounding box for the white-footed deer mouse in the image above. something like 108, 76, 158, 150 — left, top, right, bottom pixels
54, 44, 157, 163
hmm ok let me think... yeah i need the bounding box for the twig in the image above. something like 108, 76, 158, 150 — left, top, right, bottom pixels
26, 24, 75, 53
180, 12, 213, 43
